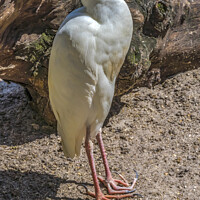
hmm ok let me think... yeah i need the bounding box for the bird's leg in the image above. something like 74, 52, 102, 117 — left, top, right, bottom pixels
96, 129, 138, 195
85, 128, 136, 199
85, 127, 108, 199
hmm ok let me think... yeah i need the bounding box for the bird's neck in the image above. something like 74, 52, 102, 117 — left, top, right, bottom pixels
83, 0, 128, 25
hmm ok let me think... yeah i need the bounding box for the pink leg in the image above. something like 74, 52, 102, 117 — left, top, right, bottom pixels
85, 127, 107, 199
96, 129, 138, 195
85, 127, 137, 199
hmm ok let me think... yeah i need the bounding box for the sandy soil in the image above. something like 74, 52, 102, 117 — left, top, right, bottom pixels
0, 68, 200, 200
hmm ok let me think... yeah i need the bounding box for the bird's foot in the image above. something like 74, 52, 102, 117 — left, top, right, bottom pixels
86, 190, 140, 199
87, 190, 109, 200
98, 170, 138, 195
81, 183, 141, 199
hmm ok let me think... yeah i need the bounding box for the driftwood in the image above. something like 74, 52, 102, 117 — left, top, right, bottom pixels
0, 0, 199, 124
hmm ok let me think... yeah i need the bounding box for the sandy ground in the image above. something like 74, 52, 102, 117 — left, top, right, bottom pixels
0, 68, 200, 200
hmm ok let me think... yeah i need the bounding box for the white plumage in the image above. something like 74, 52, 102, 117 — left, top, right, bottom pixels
48, 0, 133, 158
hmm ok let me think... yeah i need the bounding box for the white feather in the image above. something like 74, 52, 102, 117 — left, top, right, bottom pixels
48, 0, 133, 158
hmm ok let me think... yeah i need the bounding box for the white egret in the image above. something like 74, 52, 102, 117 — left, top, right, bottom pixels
48, 0, 136, 199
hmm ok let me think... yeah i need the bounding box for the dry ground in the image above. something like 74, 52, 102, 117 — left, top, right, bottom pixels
0, 68, 200, 200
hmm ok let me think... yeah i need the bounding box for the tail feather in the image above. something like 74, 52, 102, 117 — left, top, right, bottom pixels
75, 127, 86, 156
61, 139, 75, 158
57, 123, 85, 158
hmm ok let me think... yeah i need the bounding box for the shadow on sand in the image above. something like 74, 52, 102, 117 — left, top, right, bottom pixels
0, 169, 92, 200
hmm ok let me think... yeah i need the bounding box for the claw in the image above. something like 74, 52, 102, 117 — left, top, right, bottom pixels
113, 171, 129, 185
113, 169, 139, 186
133, 169, 139, 180
126, 189, 137, 194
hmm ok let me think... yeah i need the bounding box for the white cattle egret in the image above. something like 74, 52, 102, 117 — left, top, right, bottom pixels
48, 0, 136, 199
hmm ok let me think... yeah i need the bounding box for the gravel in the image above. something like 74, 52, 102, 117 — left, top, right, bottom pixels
0, 68, 200, 200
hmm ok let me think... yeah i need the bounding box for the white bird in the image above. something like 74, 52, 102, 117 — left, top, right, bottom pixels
48, 0, 136, 199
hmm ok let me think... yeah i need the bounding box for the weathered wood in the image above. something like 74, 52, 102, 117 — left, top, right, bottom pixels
0, 0, 199, 124
0, 0, 81, 124
150, 1, 200, 80
116, 0, 196, 92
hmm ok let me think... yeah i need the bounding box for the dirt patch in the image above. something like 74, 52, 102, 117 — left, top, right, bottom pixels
0, 68, 200, 200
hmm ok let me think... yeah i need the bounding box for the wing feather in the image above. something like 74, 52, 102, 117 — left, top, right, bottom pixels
48, 11, 99, 158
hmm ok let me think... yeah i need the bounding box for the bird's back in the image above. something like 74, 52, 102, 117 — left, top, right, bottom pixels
48, 0, 133, 158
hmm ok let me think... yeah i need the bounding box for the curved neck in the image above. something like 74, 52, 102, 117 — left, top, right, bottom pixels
82, 0, 124, 24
